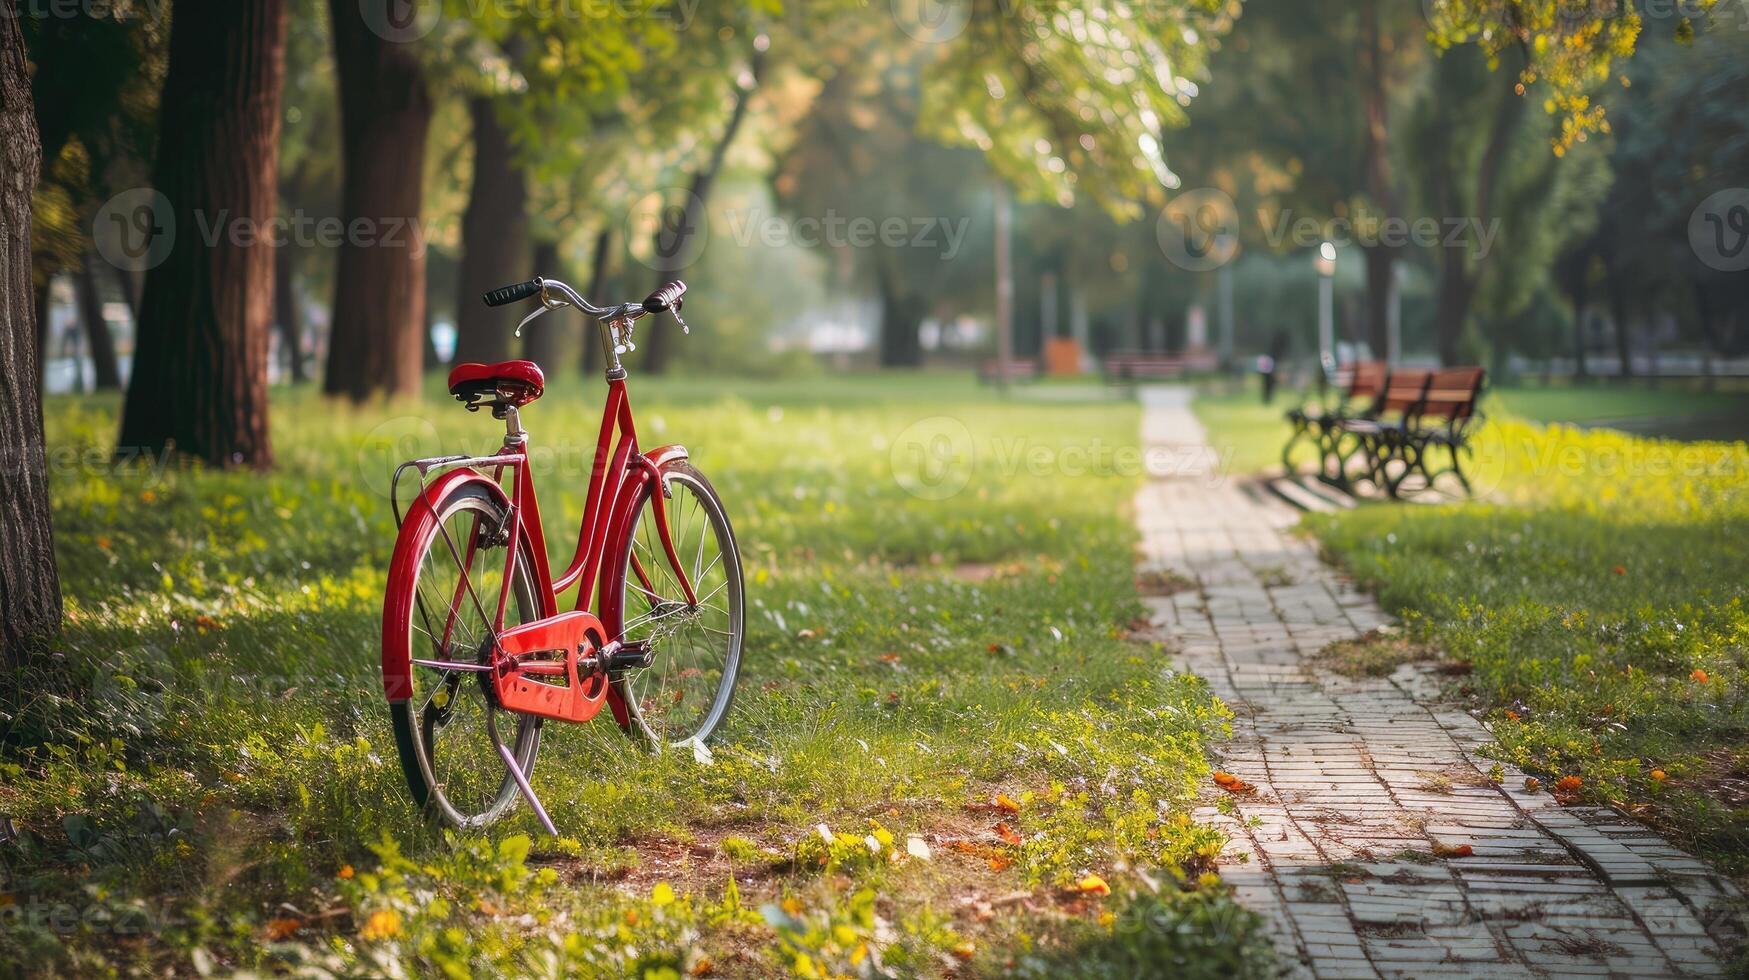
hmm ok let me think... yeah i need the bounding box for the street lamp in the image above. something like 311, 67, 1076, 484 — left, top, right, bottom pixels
1314, 241, 1336, 391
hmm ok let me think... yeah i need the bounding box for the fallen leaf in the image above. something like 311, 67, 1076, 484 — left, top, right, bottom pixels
995, 793, 1022, 813
1650, 769, 1667, 782
1212, 771, 1255, 795
1432, 843, 1474, 858
994, 822, 1022, 846
1523, 777, 1541, 793
337, 865, 354, 880
878, 653, 902, 665
264, 917, 302, 941
1077, 874, 1111, 896
1556, 775, 1583, 792
690, 957, 714, 976
1611, 565, 1626, 576
1691, 669, 1710, 684
951, 942, 976, 959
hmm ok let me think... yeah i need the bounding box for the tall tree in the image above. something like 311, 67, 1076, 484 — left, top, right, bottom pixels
117, 0, 288, 468
323, 0, 431, 400
452, 97, 528, 366
274, 242, 306, 382
522, 238, 564, 368
641, 45, 765, 375
74, 249, 122, 389
1, 0, 61, 667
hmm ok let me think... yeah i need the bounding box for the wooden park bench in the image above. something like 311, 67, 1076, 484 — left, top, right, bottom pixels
1103, 351, 1187, 381
978, 357, 1040, 384
1340, 366, 1487, 498
1101, 350, 1218, 382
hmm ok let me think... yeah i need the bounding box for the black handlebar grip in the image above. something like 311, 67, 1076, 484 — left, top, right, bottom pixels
483, 279, 543, 308
642, 280, 688, 314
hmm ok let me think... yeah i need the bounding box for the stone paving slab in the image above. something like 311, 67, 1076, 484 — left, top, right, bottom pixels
1132, 386, 1743, 979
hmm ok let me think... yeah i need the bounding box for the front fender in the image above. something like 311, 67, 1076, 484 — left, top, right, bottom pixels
381, 468, 512, 702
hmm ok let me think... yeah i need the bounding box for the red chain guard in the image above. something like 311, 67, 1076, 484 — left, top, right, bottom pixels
492, 611, 610, 723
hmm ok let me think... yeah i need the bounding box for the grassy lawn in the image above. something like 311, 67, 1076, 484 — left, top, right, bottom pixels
2, 373, 1274, 977
1196, 382, 1749, 876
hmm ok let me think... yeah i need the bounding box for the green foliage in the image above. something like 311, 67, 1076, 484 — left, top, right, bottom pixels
1425, 0, 1719, 151
1012, 878, 1275, 979
916, 0, 1242, 215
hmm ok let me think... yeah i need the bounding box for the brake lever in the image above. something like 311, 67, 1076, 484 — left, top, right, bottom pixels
671, 300, 690, 335
514, 304, 549, 338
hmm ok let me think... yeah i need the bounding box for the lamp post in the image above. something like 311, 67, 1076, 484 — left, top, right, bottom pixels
1314, 241, 1336, 393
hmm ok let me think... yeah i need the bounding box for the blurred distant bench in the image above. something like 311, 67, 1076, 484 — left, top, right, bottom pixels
1100, 350, 1218, 382
978, 358, 1040, 384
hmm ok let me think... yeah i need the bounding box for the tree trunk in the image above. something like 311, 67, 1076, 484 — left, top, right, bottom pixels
75, 249, 122, 389
875, 260, 923, 368
580, 226, 612, 375
453, 97, 528, 366
111, 263, 141, 324
523, 239, 563, 368
1571, 269, 1588, 379
322, 0, 430, 401
1436, 50, 1525, 366
274, 242, 305, 382
1608, 275, 1634, 379
0, 1, 62, 667
644, 49, 765, 375
117, 0, 286, 468
1357, 0, 1397, 360
33, 277, 46, 378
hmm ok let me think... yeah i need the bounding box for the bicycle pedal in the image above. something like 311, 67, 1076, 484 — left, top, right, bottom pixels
604, 641, 654, 672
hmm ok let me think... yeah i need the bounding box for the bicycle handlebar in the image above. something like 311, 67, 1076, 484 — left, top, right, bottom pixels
483, 279, 544, 308
481, 277, 686, 323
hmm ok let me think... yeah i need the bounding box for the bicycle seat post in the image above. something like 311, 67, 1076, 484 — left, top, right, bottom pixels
502, 404, 527, 447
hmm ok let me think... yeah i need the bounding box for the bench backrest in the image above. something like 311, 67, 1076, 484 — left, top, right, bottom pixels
1417, 367, 1486, 421
1378, 368, 1432, 414
1345, 361, 1389, 399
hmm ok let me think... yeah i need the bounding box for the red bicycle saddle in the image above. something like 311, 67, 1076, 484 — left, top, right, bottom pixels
447, 360, 545, 407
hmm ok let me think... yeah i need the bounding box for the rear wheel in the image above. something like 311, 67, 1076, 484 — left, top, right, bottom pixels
609, 462, 745, 749
387, 485, 540, 829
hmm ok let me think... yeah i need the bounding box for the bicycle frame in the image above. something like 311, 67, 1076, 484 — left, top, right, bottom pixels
382, 373, 699, 730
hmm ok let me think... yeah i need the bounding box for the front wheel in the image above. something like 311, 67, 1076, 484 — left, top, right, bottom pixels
608, 461, 745, 749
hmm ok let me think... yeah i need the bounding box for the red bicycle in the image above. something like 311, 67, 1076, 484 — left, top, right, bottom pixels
379, 276, 745, 832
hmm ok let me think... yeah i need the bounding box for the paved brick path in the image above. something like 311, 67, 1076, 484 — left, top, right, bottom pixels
1133, 386, 1741, 979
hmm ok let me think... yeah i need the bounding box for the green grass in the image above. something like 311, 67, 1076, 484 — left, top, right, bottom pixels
1, 372, 1273, 977
1488, 379, 1749, 427
1196, 383, 1749, 875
